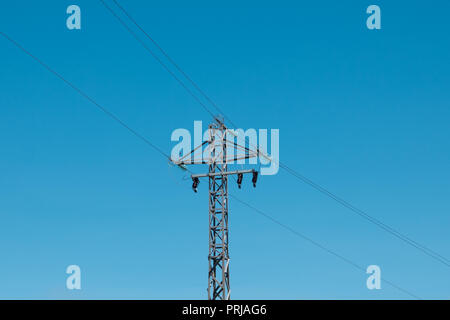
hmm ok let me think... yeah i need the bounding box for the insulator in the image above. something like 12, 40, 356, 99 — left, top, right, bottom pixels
192, 177, 200, 192
252, 171, 258, 187
237, 173, 243, 189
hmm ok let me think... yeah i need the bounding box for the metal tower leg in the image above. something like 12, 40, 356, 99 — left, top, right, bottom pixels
207, 123, 230, 300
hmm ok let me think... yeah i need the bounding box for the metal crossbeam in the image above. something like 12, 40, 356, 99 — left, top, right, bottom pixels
192, 169, 255, 179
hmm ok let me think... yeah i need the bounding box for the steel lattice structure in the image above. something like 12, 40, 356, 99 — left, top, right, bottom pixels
206, 120, 230, 300
172, 117, 259, 300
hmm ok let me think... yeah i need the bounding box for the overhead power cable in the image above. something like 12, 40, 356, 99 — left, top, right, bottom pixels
110, 0, 237, 128
278, 162, 450, 267
1, 30, 420, 299
230, 195, 422, 300
101, 0, 450, 269
99, 0, 216, 119
0, 31, 169, 160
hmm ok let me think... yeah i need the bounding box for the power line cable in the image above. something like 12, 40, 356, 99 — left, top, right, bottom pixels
230, 194, 422, 300
0, 31, 169, 160
102, 1, 450, 268
111, 0, 237, 128
1, 30, 421, 300
278, 162, 450, 267
99, 0, 216, 120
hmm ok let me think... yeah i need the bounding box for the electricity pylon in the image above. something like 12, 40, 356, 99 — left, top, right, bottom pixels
172, 117, 259, 300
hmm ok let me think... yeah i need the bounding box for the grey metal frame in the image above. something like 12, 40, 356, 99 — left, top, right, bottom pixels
207, 120, 230, 300
172, 118, 258, 300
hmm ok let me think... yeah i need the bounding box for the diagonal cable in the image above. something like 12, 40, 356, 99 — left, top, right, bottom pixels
100, 1, 450, 268
230, 194, 422, 300
1, 30, 423, 299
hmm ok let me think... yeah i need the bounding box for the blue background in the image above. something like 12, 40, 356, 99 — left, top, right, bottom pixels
1, 0, 449, 299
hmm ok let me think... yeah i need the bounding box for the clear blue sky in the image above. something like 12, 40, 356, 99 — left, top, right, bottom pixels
1, 0, 449, 299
